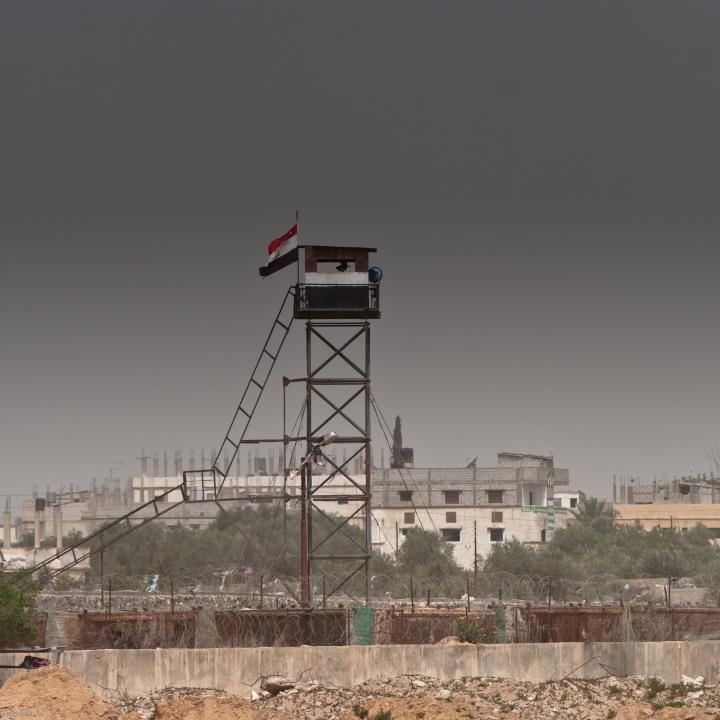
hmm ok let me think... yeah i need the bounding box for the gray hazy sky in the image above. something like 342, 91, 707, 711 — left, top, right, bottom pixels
1, 1, 719, 507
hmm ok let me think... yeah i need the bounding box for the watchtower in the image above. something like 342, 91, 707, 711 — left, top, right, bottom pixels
261, 242, 378, 604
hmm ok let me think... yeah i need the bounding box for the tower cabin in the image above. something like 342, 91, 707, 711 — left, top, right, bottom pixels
295, 245, 380, 319
259, 240, 380, 319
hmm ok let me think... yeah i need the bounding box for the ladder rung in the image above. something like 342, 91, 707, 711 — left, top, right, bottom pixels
226, 437, 238, 449
239, 406, 250, 417
251, 378, 263, 389
263, 348, 276, 361
213, 465, 227, 478
277, 320, 290, 331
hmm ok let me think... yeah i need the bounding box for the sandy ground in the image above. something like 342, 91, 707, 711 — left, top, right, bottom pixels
2, 664, 719, 720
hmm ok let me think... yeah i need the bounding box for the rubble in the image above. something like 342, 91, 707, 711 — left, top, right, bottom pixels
5, 664, 720, 720
255, 673, 720, 720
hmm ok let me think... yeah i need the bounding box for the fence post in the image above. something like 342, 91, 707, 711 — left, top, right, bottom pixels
170, 579, 175, 615
426, 587, 431, 607
107, 577, 112, 618
260, 574, 264, 609
410, 577, 414, 613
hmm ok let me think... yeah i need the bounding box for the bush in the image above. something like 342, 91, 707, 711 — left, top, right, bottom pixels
0, 572, 40, 648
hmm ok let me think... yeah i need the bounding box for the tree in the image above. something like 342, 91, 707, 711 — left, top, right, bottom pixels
571, 497, 614, 532
391, 415, 404, 469
0, 572, 39, 648
396, 528, 464, 596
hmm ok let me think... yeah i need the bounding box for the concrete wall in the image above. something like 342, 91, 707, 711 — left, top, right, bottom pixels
615, 503, 720, 531
38, 641, 720, 700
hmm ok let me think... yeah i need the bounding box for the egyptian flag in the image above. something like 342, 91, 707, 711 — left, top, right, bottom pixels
267, 223, 298, 262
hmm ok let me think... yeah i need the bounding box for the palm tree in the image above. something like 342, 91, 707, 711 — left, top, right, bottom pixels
571, 497, 614, 529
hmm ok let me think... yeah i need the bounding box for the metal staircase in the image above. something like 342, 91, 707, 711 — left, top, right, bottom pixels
24, 483, 187, 580
24, 288, 296, 580
183, 285, 295, 501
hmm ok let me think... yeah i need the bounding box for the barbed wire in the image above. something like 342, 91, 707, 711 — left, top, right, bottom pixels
40, 568, 717, 608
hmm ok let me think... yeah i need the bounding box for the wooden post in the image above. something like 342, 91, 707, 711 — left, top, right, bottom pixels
260, 574, 264, 609
548, 577, 552, 608
426, 587, 431, 607
473, 520, 478, 596
322, 576, 327, 609
466, 575, 471, 617
667, 577, 672, 608
410, 577, 415, 613
107, 577, 112, 617
100, 549, 104, 608
170, 579, 175, 616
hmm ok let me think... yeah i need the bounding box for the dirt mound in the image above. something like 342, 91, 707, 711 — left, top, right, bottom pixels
0, 665, 140, 720
339, 696, 521, 720
153, 695, 293, 720
615, 703, 716, 720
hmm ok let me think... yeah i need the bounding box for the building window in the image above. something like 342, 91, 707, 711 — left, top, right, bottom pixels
443, 490, 460, 505
445, 511, 457, 523
528, 491, 534, 506
489, 528, 504, 542
403, 512, 415, 525
491, 511, 503, 523
399, 490, 413, 502
541, 529, 546, 543
442, 528, 461, 542
569, 497, 577, 508
487, 490, 503, 504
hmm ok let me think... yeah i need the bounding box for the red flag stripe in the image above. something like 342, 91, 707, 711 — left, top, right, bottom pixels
268, 224, 298, 257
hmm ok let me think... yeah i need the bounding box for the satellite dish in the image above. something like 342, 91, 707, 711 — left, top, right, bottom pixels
369, 266, 383, 283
